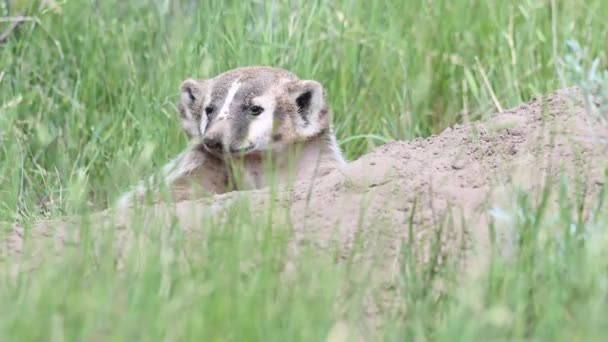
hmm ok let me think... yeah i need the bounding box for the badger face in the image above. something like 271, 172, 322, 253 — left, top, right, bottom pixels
177, 66, 330, 158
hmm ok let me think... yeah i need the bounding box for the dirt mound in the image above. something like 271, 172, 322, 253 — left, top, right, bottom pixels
3, 87, 608, 287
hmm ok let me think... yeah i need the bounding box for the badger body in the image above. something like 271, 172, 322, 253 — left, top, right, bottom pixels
117, 66, 346, 208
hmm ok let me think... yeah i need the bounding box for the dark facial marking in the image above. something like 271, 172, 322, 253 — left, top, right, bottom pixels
231, 114, 251, 145
250, 105, 264, 116
272, 133, 282, 142
205, 105, 215, 117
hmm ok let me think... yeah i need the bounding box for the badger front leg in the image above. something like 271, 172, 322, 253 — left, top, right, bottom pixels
115, 145, 228, 209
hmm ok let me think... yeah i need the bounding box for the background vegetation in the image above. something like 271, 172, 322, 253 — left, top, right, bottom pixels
1, 0, 607, 341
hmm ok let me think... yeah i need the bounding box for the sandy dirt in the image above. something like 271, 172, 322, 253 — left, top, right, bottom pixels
2, 86, 607, 327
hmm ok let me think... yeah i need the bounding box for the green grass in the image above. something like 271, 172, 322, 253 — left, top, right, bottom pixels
1, 0, 608, 341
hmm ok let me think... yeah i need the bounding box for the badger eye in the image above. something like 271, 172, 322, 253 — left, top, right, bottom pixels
250, 105, 264, 116
205, 106, 215, 117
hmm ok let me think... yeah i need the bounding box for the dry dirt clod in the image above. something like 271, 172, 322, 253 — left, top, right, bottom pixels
451, 158, 467, 170
507, 128, 525, 136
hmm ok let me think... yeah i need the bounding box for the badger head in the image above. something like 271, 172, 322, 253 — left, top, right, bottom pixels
177, 66, 331, 158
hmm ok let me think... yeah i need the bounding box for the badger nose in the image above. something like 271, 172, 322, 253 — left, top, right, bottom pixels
203, 136, 223, 152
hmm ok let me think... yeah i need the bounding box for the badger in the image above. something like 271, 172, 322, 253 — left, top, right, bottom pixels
117, 66, 347, 208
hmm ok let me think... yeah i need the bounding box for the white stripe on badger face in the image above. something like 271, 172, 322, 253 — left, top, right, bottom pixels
216, 79, 242, 121
245, 93, 276, 150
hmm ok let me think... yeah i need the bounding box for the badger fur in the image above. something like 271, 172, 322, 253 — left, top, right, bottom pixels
117, 66, 346, 208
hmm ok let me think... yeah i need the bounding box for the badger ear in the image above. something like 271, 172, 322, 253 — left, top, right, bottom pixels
178, 79, 208, 141
287, 79, 330, 138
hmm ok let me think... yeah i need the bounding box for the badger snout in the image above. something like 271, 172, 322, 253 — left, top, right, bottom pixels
203, 119, 255, 156
203, 135, 224, 153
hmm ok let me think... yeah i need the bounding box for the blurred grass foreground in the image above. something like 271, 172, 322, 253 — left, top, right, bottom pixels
1, 0, 608, 341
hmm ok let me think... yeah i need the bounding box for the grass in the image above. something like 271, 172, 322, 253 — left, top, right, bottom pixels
1, 0, 607, 341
